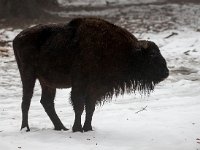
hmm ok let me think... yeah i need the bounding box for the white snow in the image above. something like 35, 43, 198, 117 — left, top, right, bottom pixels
1, 7, 200, 150
58, 0, 162, 7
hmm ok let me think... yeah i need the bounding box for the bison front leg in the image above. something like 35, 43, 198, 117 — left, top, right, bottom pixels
83, 99, 95, 132
40, 85, 68, 131
71, 88, 85, 132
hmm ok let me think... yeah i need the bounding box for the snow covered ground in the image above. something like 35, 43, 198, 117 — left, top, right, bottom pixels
1, 1, 200, 150
58, 0, 162, 6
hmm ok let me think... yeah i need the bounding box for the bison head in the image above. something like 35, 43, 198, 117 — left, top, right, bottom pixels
130, 40, 169, 93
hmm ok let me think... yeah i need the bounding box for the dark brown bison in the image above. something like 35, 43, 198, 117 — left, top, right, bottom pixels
13, 17, 169, 132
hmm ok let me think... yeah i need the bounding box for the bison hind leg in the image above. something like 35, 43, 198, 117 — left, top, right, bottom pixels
20, 68, 36, 132
40, 84, 68, 131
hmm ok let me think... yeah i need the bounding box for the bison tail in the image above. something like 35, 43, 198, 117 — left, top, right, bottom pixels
13, 34, 24, 72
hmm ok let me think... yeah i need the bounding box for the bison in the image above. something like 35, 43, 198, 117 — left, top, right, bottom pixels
13, 17, 169, 132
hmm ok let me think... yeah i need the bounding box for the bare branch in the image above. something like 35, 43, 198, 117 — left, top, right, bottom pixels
135, 105, 148, 114
164, 32, 178, 39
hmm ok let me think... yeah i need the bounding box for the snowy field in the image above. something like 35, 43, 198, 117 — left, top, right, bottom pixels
1, 1, 200, 150
58, 0, 161, 6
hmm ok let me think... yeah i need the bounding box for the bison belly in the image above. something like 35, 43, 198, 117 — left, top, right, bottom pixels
37, 50, 73, 88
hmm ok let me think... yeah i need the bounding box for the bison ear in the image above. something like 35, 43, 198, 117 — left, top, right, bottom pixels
138, 40, 149, 49
133, 40, 149, 53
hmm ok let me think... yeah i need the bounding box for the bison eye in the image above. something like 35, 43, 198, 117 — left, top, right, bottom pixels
150, 53, 156, 57
149, 49, 159, 57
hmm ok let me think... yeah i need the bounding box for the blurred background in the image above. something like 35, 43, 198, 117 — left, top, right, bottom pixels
1, 0, 200, 56
0, 0, 200, 29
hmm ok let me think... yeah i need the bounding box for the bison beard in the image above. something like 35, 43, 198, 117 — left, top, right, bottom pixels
13, 17, 169, 132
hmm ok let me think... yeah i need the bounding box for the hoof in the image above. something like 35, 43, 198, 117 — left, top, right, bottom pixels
21, 126, 30, 132
72, 125, 83, 132
55, 126, 69, 131
83, 125, 93, 132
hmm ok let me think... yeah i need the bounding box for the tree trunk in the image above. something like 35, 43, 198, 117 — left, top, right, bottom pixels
0, 0, 59, 19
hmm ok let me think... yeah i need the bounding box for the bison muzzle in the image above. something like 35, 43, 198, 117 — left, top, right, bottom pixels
13, 17, 169, 132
